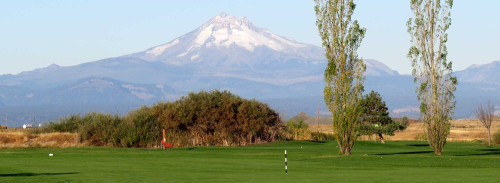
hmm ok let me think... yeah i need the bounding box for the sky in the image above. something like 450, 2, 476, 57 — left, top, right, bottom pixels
0, 0, 499, 75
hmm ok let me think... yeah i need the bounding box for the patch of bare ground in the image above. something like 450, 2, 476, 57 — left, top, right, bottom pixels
0, 131, 81, 148
308, 119, 500, 142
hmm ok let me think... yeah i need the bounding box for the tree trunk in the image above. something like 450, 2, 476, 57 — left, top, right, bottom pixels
338, 141, 352, 155
340, 146, 351, 155
434, 150, 442, 156
488, 128, 492, 146
378, 133, 385, 144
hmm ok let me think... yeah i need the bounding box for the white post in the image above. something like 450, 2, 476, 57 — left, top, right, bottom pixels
285, 149, 287, 174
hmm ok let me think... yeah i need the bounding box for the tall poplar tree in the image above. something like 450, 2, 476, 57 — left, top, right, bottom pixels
314, 0, 366, 155
407, 0, 457, 155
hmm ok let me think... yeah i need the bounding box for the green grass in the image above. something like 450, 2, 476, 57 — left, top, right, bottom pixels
0, 141, 499, 182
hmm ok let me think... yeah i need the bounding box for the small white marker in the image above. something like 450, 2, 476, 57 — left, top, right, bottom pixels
285, 149, 287, 174
49, 153, 53, 157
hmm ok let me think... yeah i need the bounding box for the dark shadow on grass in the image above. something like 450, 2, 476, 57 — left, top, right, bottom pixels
187, 147, 196, 150
407, 144, 429, 147
375, 150, 433, 155
453, 148, 500, 156
0, 172, 78, 177
308, 141, 328, 143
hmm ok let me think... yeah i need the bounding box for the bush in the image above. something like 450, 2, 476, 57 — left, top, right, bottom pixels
117, 106, 163, 148
158, 90, 282, 146
77, 112, 122, 146
310, 132, 336, 141
415, 133, 428, 141
45, 114, 83, 133
283, 118, 333, 141
44, 113, 122, 146
399, 117, 409, 128
494, 129, 500, 145
43, 90, 282, 147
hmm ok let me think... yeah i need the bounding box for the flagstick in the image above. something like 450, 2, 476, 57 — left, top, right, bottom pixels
285, 149, 287, 174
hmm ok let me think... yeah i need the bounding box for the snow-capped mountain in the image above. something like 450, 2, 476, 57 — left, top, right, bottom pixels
125, 12, 326, 86
0, 13, 398, 90
0, 13, 497, 126
129, 12, 323, 65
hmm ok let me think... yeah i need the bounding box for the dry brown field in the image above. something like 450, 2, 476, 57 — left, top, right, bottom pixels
308, 119, 500, 142
2, 119, 498, 148
0, 130, 81, 148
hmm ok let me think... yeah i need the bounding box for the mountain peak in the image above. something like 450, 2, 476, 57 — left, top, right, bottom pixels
195, 13, 264, 51
466, 60, 500, 70
218, 12, 228, 18
47, 63, 61, 68
132, 13, 317, 63
456, 60, 500, 85
18, 63, 62, 76
364, 59, 399, 76
208, 12, 251, 27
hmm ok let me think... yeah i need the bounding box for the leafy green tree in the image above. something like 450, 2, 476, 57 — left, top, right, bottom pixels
400, 117, 409, 127
286, 118, 309, 130
287, 112, 310, 129
315, 0, 366, 155
359, 91, 407, 143
407, 0, 457, 155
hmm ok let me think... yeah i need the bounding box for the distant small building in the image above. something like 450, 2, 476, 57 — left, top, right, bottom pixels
22, 124, 42, 129
23, 124, 35, 129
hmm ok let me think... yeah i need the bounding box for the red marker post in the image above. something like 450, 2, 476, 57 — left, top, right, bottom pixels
162, 129, 166, 150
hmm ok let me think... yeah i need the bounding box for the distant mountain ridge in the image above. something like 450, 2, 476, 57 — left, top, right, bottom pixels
455, 61, 500, 85
0, 13, 498, 126
0, 77, 181, 106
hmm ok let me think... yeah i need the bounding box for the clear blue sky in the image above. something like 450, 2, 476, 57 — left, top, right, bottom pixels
1, 0, 499, 75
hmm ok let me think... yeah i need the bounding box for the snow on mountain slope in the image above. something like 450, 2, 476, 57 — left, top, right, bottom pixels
128, 12, 324, 67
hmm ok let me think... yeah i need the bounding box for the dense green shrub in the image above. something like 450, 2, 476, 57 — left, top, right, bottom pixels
77, 112, 122, 146
45, 113, 122, 146
158, 90, 282, 146
44, 90, 282, 147
45, 114, 83, 133
310, 132, 336, 141
287, 119, 308, 129
117, 106, 163, 148
494, 129, 500, 145
283, 116, 334, 141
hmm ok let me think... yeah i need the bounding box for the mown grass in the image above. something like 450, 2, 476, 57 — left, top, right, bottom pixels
0, 141, 499, 182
